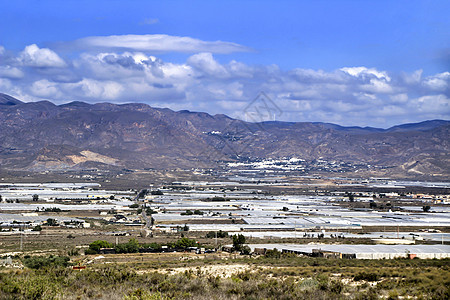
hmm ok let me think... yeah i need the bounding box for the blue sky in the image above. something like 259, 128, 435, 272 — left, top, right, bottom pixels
0, 0, 449, 127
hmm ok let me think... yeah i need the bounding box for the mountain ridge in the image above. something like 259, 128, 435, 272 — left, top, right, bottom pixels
0, 94, 448, 179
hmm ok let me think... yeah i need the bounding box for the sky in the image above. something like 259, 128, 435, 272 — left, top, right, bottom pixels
0, 0, 449, 127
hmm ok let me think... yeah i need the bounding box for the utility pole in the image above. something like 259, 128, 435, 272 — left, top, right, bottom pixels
20, 231, 23, 251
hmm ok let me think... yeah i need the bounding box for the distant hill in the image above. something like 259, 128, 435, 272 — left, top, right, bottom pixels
0, 93, 448, 179
0, 93, 23, 106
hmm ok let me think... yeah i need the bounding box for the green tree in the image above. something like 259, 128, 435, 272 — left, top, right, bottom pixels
88, 240, 113, 253
114, 238, 140, 254
125, 238, 140, 253
137, 189, 148, 199
32, 225, 42, 231
176, 237, 197, 249
422, 205, 431, 212
146, 208, 157, 215
32, 194, 39, 202
206, 230, 228, 238
46, 218, 58, 226
232, 234, 246, 252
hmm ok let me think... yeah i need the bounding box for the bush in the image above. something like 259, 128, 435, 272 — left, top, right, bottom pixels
176, 238, 197, 249
146, 208, 157, 215
88, 240, 113, 254
84, 248, 98, 255
44, 207, 62, 212
46, 218, 58, 226
32, 225, 42, 231
265, 249, 281, 259
240, 245, 251, 255
354, 272, 379, 282
23, 255, 70, 269
206, 230, 228, 239
141, 242, 162, 250
115, 238, 140, 253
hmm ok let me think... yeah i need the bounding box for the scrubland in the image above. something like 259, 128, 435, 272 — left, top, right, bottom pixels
1, 253, 449, 300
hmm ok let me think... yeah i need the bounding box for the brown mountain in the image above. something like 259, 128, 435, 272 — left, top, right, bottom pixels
0, 93, 448, 178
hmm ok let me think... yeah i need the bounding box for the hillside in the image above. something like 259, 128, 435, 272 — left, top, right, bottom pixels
0, 93, 448, 178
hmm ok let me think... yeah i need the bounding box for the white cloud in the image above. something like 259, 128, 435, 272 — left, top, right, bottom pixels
390, 93, 408, 103
411, 94, 449, 114
30, 79, 63, 98
361, 78, 394, 93
0, 66, 24, 79
401, 69, 422, 85
69, 34, 250, 54
19, 44, 66, 68
0, 43, 448, 127
187, 52, 228, 77
341, 66, 391, 81
65, 79, 124, 100
422, 72, 450, 91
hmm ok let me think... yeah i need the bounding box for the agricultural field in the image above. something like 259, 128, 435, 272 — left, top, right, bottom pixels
1, 180, 449, 299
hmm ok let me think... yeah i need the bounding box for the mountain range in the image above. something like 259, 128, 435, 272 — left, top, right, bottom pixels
1, 93, 449, 179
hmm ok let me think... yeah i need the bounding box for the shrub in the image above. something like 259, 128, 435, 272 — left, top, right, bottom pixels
265, 249, 281, 259
32, 225, 42, 231
146, 208, 157, 215
206, 230, 228, 239
46, 218, 58, 226
354, 272, 379, 282
88, 240, 113, 254
23, 255, 70, 269
240, 245, 251, 255
176, 238, 197, 249
115, 238, 140, 254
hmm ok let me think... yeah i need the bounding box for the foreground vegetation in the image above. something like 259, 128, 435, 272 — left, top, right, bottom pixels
1, 253, 449, 300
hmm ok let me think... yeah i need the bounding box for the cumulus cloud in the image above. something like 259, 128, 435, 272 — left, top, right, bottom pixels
422, 72, 450, 91
341, 66, 391, 81
187, 52, 228, 77
67, 34, 250, 54
0, 43, 449, 127
0, 66, 24, 79
19, 44, 66, 68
